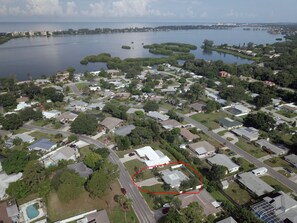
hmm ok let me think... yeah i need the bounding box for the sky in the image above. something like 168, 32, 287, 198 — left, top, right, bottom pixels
0, 0, 296, 23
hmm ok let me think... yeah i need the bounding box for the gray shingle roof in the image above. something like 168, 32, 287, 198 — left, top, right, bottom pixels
67, 162, 93, 179
28, 138, 55, 151
160, 169, 188, 188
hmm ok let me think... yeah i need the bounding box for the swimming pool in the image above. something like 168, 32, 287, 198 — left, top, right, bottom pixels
26, 204, 39, 219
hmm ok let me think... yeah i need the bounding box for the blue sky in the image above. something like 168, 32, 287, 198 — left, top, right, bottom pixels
0, 0, 296, 23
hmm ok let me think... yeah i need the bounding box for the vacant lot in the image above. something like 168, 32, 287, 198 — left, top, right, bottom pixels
124, 160, 154, 181
47, 181, 138, 222
225, 181, 252, 205
191, 111, 229, 130
29, 131, 63, 143
236, 138, 269, 158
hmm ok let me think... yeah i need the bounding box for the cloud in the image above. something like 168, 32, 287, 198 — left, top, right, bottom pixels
66, 1, 77, 16
25, 0, 63, 15
82, 2, 105, 17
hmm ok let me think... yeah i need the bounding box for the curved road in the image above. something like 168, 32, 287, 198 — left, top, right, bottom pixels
23, 124, 156, 223
179, 114, 297, 193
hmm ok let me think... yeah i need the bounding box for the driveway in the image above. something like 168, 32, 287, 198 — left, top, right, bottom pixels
120, 154, 140, 164
222, 132, 238, 144
212, 127, 225, 134
136, 177, 162, 187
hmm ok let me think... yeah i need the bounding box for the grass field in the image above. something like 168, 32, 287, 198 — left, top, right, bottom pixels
191, 111, 229, 130
234, 157, 255, 172
47, 181, 138, 222
276, 110, 297, 118
12, 128, 30, 134
225, 182, 252, 205
260, 176, 292, 193
124, 160, 154, 181
75, 82, 88, 91
29, 131, 63, 143
31, 120, 51, 127
278, 170, 291, 178
236, 138, 269, 158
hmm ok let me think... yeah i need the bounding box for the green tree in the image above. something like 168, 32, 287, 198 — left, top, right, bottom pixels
83, 152, 102, 170
67, 67, 76, 81
6, 180, 30, 199
55, 170, 85, 202
207, 164, 227, 181
187, 83, 204, 102
202, 39, 214, 49
143, 100, 159, 112
70, 113, 97, 135
0, 93, 16, 108
13, 137, 23, 146
87, 161, 118, 197
205, 100, 221, 113
243, 112, 276, 132
23, 161, 46, 190
2, 113, 23, 130
2, 150, 32, 174
19, 107, 43, 121
115, 136, 131, 150
68, 134, 78, 142
253, 94, 272, 109
181, 202, 205, 223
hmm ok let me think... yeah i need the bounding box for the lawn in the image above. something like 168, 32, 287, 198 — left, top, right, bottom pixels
76, 82, 88, 91
31, 120, 51, 127
210, 190, 232, 205
12, 127, 30, 134
235, 138, 269, 158
47, 181, 137, 222
191, 111, 229, 130
260, 176, 292, 193
29, 131, 63, 143
124, 160, 154, 181
264, 157, 297, 173
278, 170, 291, 178
225, 182, 252, 205
197, 132, 222, 148
233, 157, 255, 172
116, 148, 137, 158
276, 110, 297, 118
109, 205, 139, 223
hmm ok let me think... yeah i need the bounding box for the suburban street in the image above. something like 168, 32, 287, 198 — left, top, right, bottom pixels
179, 114, 297, 193
23, 124, 156, 223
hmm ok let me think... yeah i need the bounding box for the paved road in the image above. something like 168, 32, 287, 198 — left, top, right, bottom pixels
179, 114, 297, 193
23, 124, 156, 223
66, 82, 85, 98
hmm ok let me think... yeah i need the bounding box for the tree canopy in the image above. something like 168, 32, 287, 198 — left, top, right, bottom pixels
243, 112, 276, 132
70, 113, 97, 135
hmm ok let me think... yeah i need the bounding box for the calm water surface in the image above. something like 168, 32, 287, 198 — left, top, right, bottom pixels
0, 22, 282, 80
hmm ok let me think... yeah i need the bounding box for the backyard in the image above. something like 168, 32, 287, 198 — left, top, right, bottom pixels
191, 111, 229, 130
225, 181, 252, 205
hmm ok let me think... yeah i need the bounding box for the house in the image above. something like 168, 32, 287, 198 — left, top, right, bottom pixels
89, 85, 101, 91
207, 154, 239, 173
14, 102, 31, 111
189, 102, 206, 113
77, 210, 110, 223
56, 111, 78, 123
100, 117, 123, 132
219, 118, 243, 130
41, 146, 79, 168
67, 162, 93, 179
126, 108, 145, 115
42, 110, 61, 119
114, 93, 131, 99
66, 100, 88, 112
161, 86, 178, 94
16, 96, 29, 103
217, 217, 237, 223
160, 119, 183, 130
223, 103, 251, 117
231, 127, 259, 141
180, 128, 199, 142
252, 167, 268, 176
160, 169, 188, 189
188, 141, 216, 159
114, 125, 136, 136
219, 71, 231, 78
281, 103, 297, 114
27, 138, 56, 152
251, 191, 297, 223
146, 111, 169, 121
237, 172, 274, 197
0, 200, 19, 223
0, 130, 12, 139
51, 85, 63, 92
178, 189, 221, 216
255, 139, 286, 155
135, 146, 170, 168
0, 172, 23, 200
5, 133, 35, 148
263, 80, 276, 87
87, 102, 105, 111
285, 154, 297, 168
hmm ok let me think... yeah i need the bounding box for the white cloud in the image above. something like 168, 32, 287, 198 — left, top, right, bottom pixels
66, 1, 77, 16
110, 0, 153, 17
82, 2, 105, 17
25, 0, 63, 15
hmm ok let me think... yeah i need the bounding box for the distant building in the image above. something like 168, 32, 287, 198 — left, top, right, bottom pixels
188, 141, 216, 159
56, 111, 78, 123
42, 110, 61, 119
207, 154, 239, 173
219, 118, 243, 130
217, 217, 237, 223
100, 117, 123, 132
218, 71, 231, 78
285, 154, 297, 168
231, 127, 259, 141
255, 139, 286, 155
180, 128, 199, 142
135, 146, 170, 168
281, 103, 297, 114
146, 111, 169, 121
114, 125, 136, 136
160, 119, 183, 130
189, 102, 206, 113
223, 103, 251, 117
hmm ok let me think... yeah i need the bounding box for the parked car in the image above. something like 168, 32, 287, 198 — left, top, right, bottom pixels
121, 188, 127, 195
129, 152, 135, 157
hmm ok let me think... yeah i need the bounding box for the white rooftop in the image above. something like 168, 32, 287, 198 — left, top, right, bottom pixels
135, 146, 170, 167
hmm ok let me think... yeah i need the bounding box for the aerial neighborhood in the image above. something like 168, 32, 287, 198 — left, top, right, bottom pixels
0, 40, 297, 223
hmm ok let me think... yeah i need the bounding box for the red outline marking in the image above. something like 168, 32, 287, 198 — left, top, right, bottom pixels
131, 161, 203, 195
